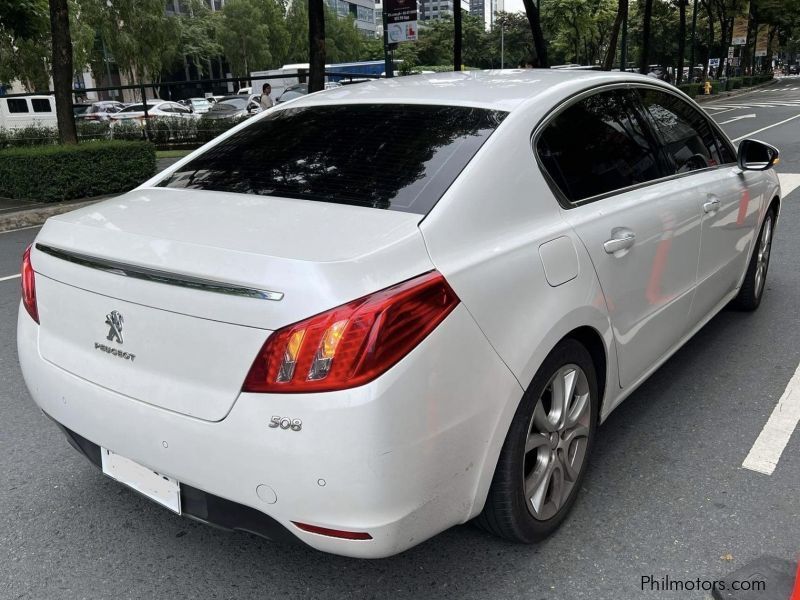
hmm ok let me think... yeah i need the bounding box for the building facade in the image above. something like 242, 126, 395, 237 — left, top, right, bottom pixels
326, 0, 380, 37
469, 0, 503, 30
418, 0, 470, 21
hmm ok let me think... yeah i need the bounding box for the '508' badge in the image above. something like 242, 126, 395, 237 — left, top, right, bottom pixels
269, 416, 302, 431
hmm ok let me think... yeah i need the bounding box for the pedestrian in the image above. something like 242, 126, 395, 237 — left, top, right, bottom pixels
259, 83, 274, 110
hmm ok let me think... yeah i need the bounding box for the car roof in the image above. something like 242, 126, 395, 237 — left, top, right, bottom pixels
287, 69, 669, 112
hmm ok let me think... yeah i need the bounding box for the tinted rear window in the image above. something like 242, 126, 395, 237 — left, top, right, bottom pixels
160, 104, 507, 214
32, 98, 52, 112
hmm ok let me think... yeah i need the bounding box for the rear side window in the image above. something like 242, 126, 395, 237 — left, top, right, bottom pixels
638, 89, 723, 172
160, 104, 507, 214
31, 98, 51, 113
536, 89, 663, 203
6, 99, 29, 113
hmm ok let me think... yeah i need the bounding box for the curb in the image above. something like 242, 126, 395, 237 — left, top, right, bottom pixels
0, 198, 105, 233
695, 79, 778, 104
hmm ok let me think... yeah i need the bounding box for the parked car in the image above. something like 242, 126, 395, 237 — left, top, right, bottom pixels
179, 97, 212, 114
200, 94, 261, 120
275, 82, 342, 104
109, 100, 195, 125
19, 70, 780, 559
73, 101, 126, 122
0, 95, 56, 130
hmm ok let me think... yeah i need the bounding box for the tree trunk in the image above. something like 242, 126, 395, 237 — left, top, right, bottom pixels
676, 0, 687, 84
639, 0, 654, 74
454, 3, 462, 70
521, 0, 548, 67
308, 0, 326, 92
49, 0, 77, 145
602, 0, 627, 71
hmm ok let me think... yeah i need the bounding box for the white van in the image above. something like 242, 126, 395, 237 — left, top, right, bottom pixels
0, 95, 58, 130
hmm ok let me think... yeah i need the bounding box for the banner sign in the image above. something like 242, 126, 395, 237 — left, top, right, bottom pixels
755, 24, 769, 57
731, 4, 749, 45
385, 0, 417, 43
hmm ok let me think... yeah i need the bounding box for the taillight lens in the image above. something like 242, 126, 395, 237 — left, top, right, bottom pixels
21, 244, 39, 323
242, 271, 459, 393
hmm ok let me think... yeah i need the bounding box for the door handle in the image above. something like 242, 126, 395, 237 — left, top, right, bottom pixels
603, 229, 636, 254
703, 197, 721, 213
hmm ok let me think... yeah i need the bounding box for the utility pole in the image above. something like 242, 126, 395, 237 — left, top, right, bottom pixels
500, 18, 505, 68
382, 10, 393, 78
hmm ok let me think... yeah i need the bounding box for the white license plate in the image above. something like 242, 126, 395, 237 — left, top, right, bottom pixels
101, 448, 181, 514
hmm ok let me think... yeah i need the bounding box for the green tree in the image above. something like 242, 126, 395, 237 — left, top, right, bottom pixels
218, 0, 272, 75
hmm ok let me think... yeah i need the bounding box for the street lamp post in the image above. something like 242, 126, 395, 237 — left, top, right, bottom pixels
501, 20, 505, 69
690, 0, 698, 80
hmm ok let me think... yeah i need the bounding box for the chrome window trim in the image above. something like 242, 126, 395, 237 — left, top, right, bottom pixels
530, 81, 739, 209
35, 243, 284, 301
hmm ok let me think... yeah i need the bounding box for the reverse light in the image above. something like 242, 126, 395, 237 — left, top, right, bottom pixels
21, 245, 39, 323
242, 271, 459, 393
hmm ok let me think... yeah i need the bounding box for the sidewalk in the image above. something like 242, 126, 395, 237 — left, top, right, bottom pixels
0, 195, 112, 233
695, 78, 778, 103
0, 156, 184, 233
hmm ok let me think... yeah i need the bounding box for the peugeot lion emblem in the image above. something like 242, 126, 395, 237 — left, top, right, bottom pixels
105, 310, 124, 344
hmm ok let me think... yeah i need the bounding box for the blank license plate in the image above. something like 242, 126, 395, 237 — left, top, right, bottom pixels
101, 448, 181, 514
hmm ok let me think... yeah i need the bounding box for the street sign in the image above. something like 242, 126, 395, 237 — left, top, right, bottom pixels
384, 0, 417, 43
728, 46, 735, 59
709, 58, 721, 68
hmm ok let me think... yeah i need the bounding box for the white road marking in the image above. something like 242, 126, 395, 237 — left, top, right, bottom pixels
778, 173, 800, 197
0, 225, 42, 235
0, 274, 21, 282
742, 361, 800, 475
719, 113, 757, 125
731, 113, 800, 142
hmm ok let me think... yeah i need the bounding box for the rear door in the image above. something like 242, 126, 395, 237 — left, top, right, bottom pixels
635, 87, 762, 323
537, 87, 703, 388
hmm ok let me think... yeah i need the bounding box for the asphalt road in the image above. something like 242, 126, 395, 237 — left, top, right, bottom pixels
1, 82, 799, 600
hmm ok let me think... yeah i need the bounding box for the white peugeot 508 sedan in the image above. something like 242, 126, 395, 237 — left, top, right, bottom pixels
18, 70, 780, 558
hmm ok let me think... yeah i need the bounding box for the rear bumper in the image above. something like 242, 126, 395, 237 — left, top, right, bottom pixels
51, 418, 298, 544
18, 304, 523, 558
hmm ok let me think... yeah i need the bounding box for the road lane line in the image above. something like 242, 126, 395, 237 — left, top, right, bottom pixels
778, 174, 800, 197
742, 361, 800, 475
0, 274, 21, 282
0, 225, 42, 235
732, 113, 800, 142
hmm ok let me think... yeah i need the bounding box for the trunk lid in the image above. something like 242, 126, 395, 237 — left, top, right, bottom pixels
32, 188, 433, 421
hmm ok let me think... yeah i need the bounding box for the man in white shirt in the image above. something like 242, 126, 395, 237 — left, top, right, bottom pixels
259, 83, 274, 110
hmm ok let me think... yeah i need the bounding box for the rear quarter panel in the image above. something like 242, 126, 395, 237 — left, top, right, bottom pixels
419, 100, 619, 515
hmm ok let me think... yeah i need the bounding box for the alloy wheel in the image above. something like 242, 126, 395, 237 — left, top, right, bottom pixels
755, 215, 773, 299
523, 364, 591, 521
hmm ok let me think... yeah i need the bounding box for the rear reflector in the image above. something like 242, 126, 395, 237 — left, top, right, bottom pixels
242, 271, 459, 393
21, 245, 39, 323
292, 521, 372, 540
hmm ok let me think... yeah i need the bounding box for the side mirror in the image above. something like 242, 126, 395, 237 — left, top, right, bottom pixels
737, 139, 780, 171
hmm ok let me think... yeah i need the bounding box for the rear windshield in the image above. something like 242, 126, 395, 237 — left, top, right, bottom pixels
119, 104, 155, 113
159, 104, 506, 214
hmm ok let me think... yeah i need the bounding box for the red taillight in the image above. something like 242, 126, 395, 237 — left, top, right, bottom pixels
242, 271, 459, 393
292, 522, 372, 540
21, 245, 39, 323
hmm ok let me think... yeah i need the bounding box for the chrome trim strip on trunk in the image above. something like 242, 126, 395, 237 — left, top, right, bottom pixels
34, 243, 285, 301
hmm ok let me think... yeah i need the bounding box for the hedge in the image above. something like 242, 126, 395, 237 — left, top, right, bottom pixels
0, 115, 249, 150
0, 140, 156, 202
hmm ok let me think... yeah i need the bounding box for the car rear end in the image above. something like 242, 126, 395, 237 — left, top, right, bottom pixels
18, 101, 522, 557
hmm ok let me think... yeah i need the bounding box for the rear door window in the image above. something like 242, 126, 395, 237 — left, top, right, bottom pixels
637, 88, 724, 172
160, 104, 507, 214
31, 98, 52, 113
536, 89, 664, 204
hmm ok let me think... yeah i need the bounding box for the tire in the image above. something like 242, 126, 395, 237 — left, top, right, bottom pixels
731, 209, 775, 311
476, 338, 598, 543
